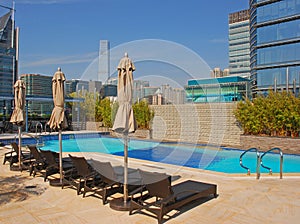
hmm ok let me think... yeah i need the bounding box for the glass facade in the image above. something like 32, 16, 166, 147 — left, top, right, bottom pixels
229, 10, 251, 78
65, 79, 89, 95
250, 0, 300, 96
21, 74, 53, 115
133, 80, 149, 103
185, 76, 250, 103
0, 11, 16, 117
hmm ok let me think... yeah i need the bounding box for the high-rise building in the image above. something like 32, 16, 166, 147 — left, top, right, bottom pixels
65, 79, 78, 95
133, 80, 150, 103
143, 86, 160, 98
229, 9, 250, 78
0, 10, 17, 116
250, 0, 300, 96
98, 40, 110, 82
89, 80, 102, 93
20, 74, 53, 115
65, 79, 89, 95
210, 68, 224, 78
223, 68, 230, 77
100, 84, 117, 98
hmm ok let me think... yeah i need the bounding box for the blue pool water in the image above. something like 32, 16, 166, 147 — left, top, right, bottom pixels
41, 135, 300, 174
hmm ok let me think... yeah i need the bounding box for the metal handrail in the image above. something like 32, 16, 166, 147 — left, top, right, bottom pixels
239, 147, 261, 179
35, 122, 43, 135
261, 147, 283, 179
44, 123, 51, 134
21, 132, 43, 147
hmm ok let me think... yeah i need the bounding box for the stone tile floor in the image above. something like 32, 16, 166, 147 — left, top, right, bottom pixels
0, 149, 299, 224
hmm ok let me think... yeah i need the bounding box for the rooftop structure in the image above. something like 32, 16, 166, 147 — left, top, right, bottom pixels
186, 76, 250, 103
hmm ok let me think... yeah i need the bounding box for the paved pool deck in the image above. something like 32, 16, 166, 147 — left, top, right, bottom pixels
0, 145, 299, 224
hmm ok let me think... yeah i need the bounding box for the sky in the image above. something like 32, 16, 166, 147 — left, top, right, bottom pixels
1, 0, 249, 87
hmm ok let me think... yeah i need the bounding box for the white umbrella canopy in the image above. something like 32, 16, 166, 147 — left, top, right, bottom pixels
110, 53, 137, 211
10, 80, 26, 125
112, 52, 137, 134
48, 67, 67, 130
10, 79, 26, 170
47, 67, 67, 185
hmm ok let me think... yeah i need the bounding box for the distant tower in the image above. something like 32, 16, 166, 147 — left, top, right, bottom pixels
228, 9, 250, 79
98, 40, 110, 82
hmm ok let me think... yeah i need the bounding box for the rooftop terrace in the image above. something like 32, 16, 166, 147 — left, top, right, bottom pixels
0, 146, 299, 224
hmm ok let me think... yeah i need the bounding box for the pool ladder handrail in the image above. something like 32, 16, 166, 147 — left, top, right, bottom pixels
16, 132, 44, 148
35, 122, 43, 135
260, 147, 283, 179
44, 123, 51, 134
239, 147, 261, 179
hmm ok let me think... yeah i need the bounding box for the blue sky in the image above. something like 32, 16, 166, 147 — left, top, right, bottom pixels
1, 0, 249, 86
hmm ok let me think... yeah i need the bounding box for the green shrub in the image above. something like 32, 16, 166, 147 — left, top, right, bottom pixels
133, 100, 154, 129
234, 91, 300, 137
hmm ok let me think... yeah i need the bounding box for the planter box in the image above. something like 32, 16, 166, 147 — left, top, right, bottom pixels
240, 135, 300, 154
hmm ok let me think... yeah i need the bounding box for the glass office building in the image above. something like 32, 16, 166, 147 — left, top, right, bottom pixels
65, 79, 89, 95
0, 11, 17, 116
229, 10, 251, 78
21, 74, 53, 116
250, 0, 300, 96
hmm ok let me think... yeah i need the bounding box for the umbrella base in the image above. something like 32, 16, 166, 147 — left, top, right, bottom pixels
110, 197, 131, 211
49, 178, 64, 187
10, 166, 23, 171
10, 164, 28, 172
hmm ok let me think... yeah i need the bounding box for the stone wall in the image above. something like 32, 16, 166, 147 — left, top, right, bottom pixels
86, 122, 110, 133
86, 103, 243, 146
150, 103, 243, 147
85, 104, 300, 153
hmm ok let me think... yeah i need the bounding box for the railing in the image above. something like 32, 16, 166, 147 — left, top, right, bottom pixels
20, 132, 44, 147
261, 147, 283, 179
239, 147, 261, 179
44, 123, 51, 134
35, 122, 43, 135
13, 132, 45, 148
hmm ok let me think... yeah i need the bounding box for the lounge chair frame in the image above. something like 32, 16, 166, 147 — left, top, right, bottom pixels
3, 142, 33, 169
129, 169, 218, 224
66, 156, 123, 204
27, 145, 47, 177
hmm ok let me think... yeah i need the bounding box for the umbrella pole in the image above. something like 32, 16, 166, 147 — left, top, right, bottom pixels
109, 132, 131, 211
123, 133, 128, 203
18, 126, 22, 170
59, 129, 63, 185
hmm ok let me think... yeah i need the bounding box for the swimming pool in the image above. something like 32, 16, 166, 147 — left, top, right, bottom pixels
41, 135, 300, 174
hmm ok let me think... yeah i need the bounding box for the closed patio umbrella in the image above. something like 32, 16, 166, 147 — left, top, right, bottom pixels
47, 67, 67, 185
110, 53, 137, 211
10, 79, 26, 170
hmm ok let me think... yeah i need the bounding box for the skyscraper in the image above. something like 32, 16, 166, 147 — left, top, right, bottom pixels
98, 40, 110, 82
133, 80, 150, 103
0, 8, 17, 116
229, 9, 250, 78
20, 74, 53, 115
250, 0, 300, 96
